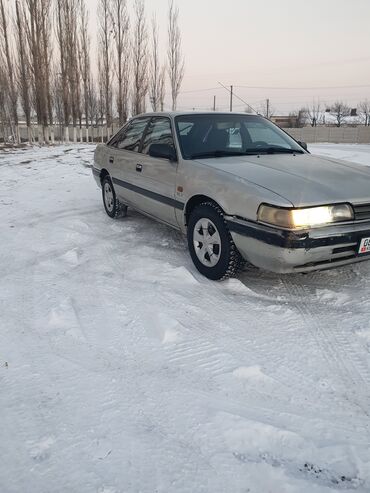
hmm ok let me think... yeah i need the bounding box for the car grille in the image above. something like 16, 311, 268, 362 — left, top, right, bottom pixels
354, 203, 370, 221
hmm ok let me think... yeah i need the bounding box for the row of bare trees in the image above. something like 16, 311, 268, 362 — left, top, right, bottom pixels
0, 0, 185, 144
259, 98, 370, 128
300, 100, 370, 127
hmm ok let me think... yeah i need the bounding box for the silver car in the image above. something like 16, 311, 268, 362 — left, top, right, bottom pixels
93, 112, 370, 280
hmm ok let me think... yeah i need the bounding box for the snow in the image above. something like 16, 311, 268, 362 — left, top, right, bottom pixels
309, 144, 370, 167
1, 144, 370, 493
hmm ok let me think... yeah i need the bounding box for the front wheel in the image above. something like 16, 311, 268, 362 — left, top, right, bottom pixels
102, 175, 127, 219
187, 202, 243, 280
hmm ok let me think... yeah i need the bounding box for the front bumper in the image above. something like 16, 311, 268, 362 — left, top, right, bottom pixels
226, 217, 370, 273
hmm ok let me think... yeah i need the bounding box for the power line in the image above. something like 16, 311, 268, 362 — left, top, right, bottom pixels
235, 84, 370, 91
179, 87, 223, 94
217, 82, 259, 114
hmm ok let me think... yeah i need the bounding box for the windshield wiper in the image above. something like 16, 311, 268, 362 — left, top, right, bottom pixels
189, 147, 304, 159
190, 150, 247, 159
245, 146, 304, 155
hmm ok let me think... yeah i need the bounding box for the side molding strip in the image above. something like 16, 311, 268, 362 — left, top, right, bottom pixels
112, 176, 184, 211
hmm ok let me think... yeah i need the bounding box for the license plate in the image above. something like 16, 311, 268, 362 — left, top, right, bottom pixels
359, 237, 370, 254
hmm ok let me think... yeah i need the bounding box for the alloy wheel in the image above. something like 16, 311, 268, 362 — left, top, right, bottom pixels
193, 218, 222, 267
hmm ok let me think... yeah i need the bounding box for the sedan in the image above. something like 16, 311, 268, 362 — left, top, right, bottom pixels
93, 112, 370, 280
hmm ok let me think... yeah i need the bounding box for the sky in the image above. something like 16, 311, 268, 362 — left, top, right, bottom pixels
89, 0, 370, 115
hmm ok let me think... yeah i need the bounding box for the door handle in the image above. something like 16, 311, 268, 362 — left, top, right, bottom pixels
136, 164, 143, 173
109, 156, 114, 164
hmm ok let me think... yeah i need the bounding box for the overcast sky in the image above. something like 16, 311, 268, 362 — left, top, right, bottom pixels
89, 0, 370, 114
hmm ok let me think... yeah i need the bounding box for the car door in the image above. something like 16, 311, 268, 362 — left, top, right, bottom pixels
106, 117, 150, 205
131, 117, 179, 227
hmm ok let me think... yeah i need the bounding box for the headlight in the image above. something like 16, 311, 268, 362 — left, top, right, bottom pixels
257, 204, 354, 229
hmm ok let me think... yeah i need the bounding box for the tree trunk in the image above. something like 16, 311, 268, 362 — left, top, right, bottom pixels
50, 126, 55, 145
44, 125, 50, 144
27, 126, 32, 144
37, 125, 43, 144
15, 125, 20, 145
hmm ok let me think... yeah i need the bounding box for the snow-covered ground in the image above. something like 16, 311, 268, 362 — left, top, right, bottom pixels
310, 144, 370, 167
1, 144, 370, 493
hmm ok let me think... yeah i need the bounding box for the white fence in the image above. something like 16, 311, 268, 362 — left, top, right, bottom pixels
0, 124, 122, 144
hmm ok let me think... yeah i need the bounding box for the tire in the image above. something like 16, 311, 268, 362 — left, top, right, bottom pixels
102, 175, 127, 219
187, 201, 243, 280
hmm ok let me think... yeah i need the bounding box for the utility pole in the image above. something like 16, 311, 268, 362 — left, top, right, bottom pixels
266, 98, 270, 119
217, 81, 259, 115
213, 95, 216, 111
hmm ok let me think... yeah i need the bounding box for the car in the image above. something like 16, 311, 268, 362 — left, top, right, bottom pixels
93, 112, 370, 280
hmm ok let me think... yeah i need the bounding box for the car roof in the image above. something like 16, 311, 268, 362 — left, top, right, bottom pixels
133, 111, 260, 118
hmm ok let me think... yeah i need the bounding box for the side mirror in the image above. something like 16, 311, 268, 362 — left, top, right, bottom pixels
149, 143, 177, 161
298, 141, 308, 151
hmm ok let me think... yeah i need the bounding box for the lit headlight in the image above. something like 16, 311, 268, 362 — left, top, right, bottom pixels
257, 204, 354, 229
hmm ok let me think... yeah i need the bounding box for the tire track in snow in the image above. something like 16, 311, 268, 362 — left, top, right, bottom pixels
160, 277, 370, 439
281, 277, 370, 417
167, 338, 237, 377
86, 210, 370, 437
169, 279, 325, 395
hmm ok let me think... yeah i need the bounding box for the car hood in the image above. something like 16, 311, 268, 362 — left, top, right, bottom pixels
196, 153, 370, 207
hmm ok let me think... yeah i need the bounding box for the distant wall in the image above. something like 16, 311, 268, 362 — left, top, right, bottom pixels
285, 127, 370, 144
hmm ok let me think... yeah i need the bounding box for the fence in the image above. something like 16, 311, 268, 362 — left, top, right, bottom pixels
0, 124, 122, 144
2, 123, 370, 146
285, 126, 370, 144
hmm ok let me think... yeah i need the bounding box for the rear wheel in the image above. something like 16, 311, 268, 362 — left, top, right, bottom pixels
187, 202, 243, 280
102, 175, 127, 219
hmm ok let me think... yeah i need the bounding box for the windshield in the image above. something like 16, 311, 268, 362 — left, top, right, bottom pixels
174, 114, 305, 159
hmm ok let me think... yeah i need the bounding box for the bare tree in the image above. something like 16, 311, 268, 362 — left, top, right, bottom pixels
0, 0, 19, 142
41, 0, 54, 143
111, 0, 130, 125
149, 16, 161, 111
15, 0, 32, 142
56, 0, 70, 142
305, 100, 322, 127
24, 0, 53, 143
55, 0, 81, 143
131, 0, 148, 116
79, 0, 91, 141
66, 0, 81, 142
0, 63, 11, 142
25, 0, 44, 142
87, 79, 99, 128
52, 68, 64, 141
359, 100, 370, 126
167, 0, 184, 111
97, 57, 107, 140
98, 0, 113, 135
331, 101, 350, 127
159, 65, 166, 111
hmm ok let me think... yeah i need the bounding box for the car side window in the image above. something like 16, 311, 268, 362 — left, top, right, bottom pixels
141, 117, 175, 155
108, 125, 127, 148
114, 118, 150, 152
